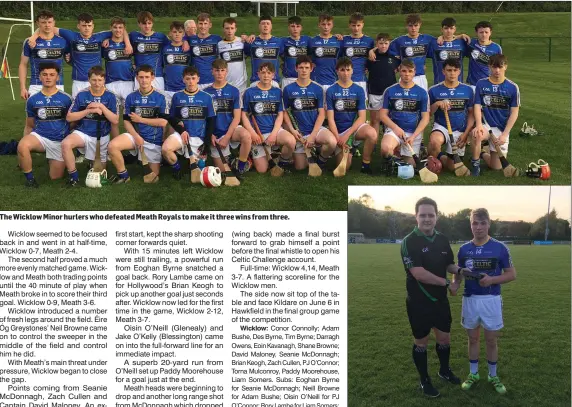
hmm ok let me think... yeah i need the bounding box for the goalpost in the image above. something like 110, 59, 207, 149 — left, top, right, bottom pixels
0, 1, 34, 100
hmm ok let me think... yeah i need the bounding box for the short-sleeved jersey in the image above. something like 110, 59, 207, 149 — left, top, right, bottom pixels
170, 89, 216, 140
325, 82, 366, 133
57, 29, 111, 81
102, 40, 133, 83
218, 38, 247, 91
129, 31, 169, 77
203, 83, 241, 138
309, 36, 342, 86
187, 34, 222, 84
162, 44, 191, 91
466, 39, 503, 85
281, 36, 311, 79
26, 90, 73, 141
282, 81, 324, 136
474, 78, 520, 131
366, 50, 399, 95
458, 238, 513, 297
245, 36, 284, 83
401, 226, 454, 303
242, 86, 283, 134
22, 36, 68, 86
341, 35, 375, 82
427, 38, 468, 84
124, 89, 167, 145
428, 82, 474, 132
389, 34, 434, 76
69, 88, 118, 137
382, 83, 429, 133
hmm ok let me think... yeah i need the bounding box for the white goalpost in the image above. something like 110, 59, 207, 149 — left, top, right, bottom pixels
0, 1, 34, 100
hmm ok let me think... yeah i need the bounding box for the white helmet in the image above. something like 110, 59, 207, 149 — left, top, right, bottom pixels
200, 166, 222, 187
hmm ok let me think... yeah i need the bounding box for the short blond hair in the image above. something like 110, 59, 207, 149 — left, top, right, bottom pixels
471, 208, 490, 222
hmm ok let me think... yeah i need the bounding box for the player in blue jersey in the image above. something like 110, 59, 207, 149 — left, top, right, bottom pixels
466, 21, 503, 88
282, 56, 337, 171
389, 14, 434, 91
309, 14, 343, 93
18, 63, 73, 187
326, 58, 377, 174
163, 21, 191, 101
453, 208, 516, 394
380, 59, 430, 170
19, 10, 67, 101
427, 18, 468, 85
187, 13, 222, 90
62, 66, 119, 187
204, 59, 252, 175
108, 65, 168, 183
218, 18, 248, 95
103, 17, 135, 107
471, 54, 520, 175
244, 16, 283, 88
162, 66, 216, 181
281, 16, 311, 90
241, 62, 296, 173
428, 58, 474, 172
341, 13, 375, 101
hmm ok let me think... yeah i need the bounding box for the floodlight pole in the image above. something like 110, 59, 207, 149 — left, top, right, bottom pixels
544, 185, 551, 241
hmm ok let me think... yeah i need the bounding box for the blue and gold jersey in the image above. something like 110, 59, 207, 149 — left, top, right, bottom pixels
281, 36, 310, 79
245, 36, 284, 83
23, 36, 68, 85
427, 38, 468, 84
26, 90, 73, 141
70, 88, 118, 137
129, 31, 169, 77
283, 81, 324, 136
474, 78, 520, 131
341, 35, 375, 82
242, 86, 283, 134
428, 82, 474, 132
309, 35, 342, 86
326, 82, 366, 133
170, 89, 216, 140
162, 44, 191, 91
125, 89, 167, 145
58, 28, 111, 81
203, 83, 241, 138
389, 34, 434, 76
187, 34, 222, 84
466, 39, 503, 85
102, 40, 133, 83
382, 83, 429, 133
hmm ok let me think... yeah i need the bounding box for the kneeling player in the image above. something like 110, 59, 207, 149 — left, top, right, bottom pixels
327, 57, 377, 174
108, 65, 168, 183
18, 63, 73, 187
204, 59, 252, 175
282, 55, 336, 170
162, 66, 216, 180
428, 58, 474, 173
241, 62, 296, 173
471, 54, 520, 175
379, 59, 429, 170
62, 66, 118, 186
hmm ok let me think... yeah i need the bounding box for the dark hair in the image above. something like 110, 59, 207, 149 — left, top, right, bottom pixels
170, 21, 185, 31
137, 11, 153, 24
336, 57, 353, 70
288, 16, 302, 25
415, 197, 438, 214
475, 21, 493, 31
258, 62, 275, 73
183, 66, 200, 77
399, 58, 416, 70
471, 208, 490, 222
295, 55, 313, 67
489, 54, 507, 67
39, 62, 60, 74
197, 13, 211, 22
36, 10, 55, 22
441, 17, 456, 28
349, 12, 364, 24
88, 65, 105, 78
211, 59, 228, 70
77, 13, 93, 24
319, 14, 333, 23
443, 58, 461, 70
406, 14, 422, 25
376, 33, 391, 42
223, 17, 237, 26
110, 17, 126, 27
259, 15, 272, 23
136, 64, 155, 75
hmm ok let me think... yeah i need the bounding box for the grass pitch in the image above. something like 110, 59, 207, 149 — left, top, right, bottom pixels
348, 244, 571, 407
0, 12, 570, 210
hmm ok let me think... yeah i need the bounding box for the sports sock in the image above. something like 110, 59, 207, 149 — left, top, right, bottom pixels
470, 359, 479, 374
118, 170, 129, 179
361, 160, 370, 169
24, 171, 34, 181
237, 159, 247, 172
488, 360, 497, 377
69, 169, 79, 182
436, 343, 451, 372
472, 158, 480, 166
412, 344, 429, 380
437, 152, 445, 160
172, 161, 181, 172
278, 155, 289, 168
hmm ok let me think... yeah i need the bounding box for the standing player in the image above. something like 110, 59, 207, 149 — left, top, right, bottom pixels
187, 13, 222, 90
379, 59, 430, 170
466, 21, 503, 88
241, 62, 296, 173
326, 58, 377, 174
163, 21, 191, 101
427, 18, 468, 85
454, 208, 516, 394
309, 14, 343, 94
282, 55, 337, 171
108, 65, 168, 183
18, 63, 73, 187
62, 66, 118, 187
428, 58, 474, 172
103, 17, 135, 107
400, 197, 467, 397
218, 18, 248, 95
281, 16, 311, 90
341, 13, 375, 100
204, 59, 252, 175
366, 33, 399, 138
162, 66, 216, 180
19, 10, 67, 100
471, 54, 520, 175
244, 16, 283, 88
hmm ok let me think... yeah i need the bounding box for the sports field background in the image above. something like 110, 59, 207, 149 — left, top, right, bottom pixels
348, 244, 571, 407
0, 12, 570, 210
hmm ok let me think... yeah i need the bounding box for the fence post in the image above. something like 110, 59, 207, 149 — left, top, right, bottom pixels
548, 37, 552, 62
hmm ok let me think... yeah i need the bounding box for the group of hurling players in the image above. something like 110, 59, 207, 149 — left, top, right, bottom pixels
18, 10, 519, 187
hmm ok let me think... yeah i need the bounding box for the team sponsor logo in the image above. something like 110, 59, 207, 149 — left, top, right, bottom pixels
193, 46, 201, 56
395, 99, 404, 110
222, 51, 231, 61
405, 47, 414, 57
287, 46, 297, 57
471, 50, 480, 60
76, 43, 86, 51
255, 48, 264, 58
37, 108, 47, 119
346, 47, 354, 57
212, 100, 218, 112
38, 49, 48, 59
335, 100, 344, 111
254, 102, 264, 114
422, 246, 429, 253
108, 50, 117, 60
483, 95, 491, 106
137, 43, 146, 53
181, 107, 189, 118
293, 98, 303, 110
166, 54, 175, 64
315, 47, 324, 57
465, 258, 474, 269
135, 107, 142, 115
439, 50, 448, 60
